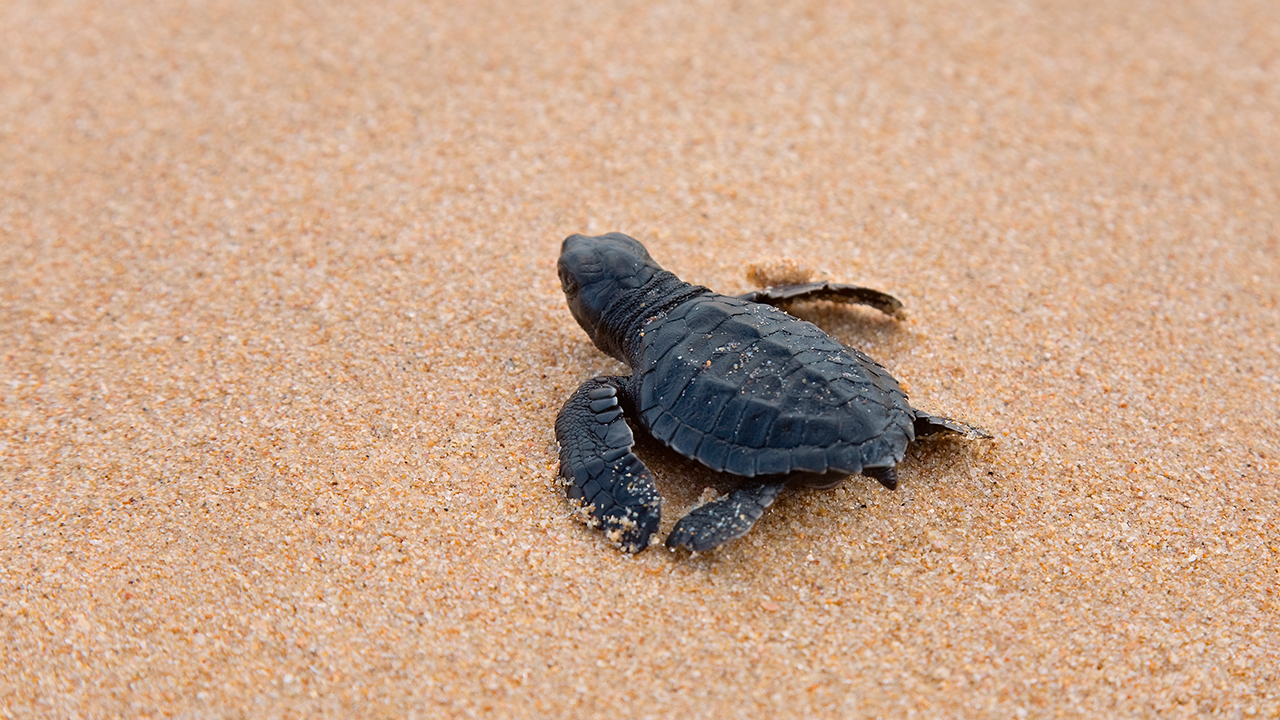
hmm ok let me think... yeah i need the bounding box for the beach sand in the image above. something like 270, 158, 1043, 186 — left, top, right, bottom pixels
2, 0, 1277, 716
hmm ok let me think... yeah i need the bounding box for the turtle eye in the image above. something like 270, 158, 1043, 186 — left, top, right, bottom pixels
558, 266, 579, 297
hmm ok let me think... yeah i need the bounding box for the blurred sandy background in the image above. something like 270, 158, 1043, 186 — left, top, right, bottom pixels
2, 0, 1278, 717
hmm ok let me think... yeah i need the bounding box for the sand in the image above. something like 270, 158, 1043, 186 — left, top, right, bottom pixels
2, 0, 1277, 717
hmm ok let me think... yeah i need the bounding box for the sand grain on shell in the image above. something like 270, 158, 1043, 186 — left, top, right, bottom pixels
2, 0, 1278, 717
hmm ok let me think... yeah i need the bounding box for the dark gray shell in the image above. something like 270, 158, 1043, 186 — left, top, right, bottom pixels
631, 294, 914, 477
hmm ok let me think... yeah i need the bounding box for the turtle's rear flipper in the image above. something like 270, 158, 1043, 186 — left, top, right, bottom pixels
913, 411, 992, 439
737, 282, 905, 320
863, 465, 898, 490
665, 482, 786, 552
556, 377, 661, 553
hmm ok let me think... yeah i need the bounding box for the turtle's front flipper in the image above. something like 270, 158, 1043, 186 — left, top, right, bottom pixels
737, 282, 905, 320
555, 377, 661, 553
913, 410, 992, 439
665, 482, 787, 552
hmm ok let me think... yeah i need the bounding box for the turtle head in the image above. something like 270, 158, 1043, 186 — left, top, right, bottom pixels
558, 232, 662, 360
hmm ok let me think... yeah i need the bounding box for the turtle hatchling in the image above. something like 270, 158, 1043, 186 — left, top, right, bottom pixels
555, 232, 988, 553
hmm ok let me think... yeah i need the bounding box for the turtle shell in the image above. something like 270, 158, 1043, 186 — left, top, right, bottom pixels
630, 293, 915, 477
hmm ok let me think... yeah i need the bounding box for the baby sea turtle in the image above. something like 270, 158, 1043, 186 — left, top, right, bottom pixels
555, 232, 988, 553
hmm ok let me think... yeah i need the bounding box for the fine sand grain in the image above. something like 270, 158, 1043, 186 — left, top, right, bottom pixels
2, 0, 1278, 717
